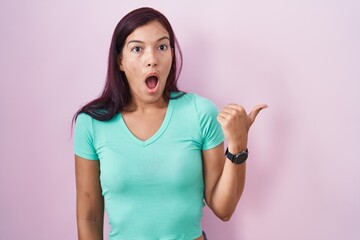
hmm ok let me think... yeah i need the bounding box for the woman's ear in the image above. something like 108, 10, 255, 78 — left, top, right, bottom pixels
117, 55, 124, 71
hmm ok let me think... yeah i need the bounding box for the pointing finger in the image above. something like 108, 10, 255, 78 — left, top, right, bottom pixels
248, 104, 268, 123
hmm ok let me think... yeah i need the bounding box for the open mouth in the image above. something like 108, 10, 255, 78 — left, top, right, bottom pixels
145, 75, 159, 90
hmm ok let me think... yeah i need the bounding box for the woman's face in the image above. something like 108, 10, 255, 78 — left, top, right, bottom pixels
119, 21, 173, 106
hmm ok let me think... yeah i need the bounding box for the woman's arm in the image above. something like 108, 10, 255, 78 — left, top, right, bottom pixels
202, 144, 246, 221
203, 104, 267, 221
75, 155, 104, 240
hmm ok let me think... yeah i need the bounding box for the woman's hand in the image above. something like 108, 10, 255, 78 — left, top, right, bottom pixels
217, 104, 268, 152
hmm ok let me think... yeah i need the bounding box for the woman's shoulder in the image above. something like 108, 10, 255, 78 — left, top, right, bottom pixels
76, 110, 119, 124
172, 92, 219, 117
75, 112, 93, 124
173, 92, 214, 105
185, 92, 218, 109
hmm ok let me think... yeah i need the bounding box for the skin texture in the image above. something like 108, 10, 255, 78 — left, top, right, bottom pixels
75, 20, 267, 240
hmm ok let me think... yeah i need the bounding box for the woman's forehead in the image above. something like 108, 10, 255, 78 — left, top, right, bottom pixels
126, 21, 170, 43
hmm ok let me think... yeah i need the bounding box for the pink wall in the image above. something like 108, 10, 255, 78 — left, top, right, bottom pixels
1, 0, 359, 239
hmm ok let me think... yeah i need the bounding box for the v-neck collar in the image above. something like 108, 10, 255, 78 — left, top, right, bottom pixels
117, 97, 175, 147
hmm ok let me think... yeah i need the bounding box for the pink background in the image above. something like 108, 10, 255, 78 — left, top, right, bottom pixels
1, 0, 359, 239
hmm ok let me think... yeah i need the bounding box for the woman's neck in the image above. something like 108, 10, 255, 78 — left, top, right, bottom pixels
123, 97, 168, 113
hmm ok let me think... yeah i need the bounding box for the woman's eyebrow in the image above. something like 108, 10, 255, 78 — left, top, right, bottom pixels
127, 36, 170, 46
157, 36, 170, 42
127, 40, 143, 46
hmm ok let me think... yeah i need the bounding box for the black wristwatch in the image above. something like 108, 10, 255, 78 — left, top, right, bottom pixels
225, 148, 248, 164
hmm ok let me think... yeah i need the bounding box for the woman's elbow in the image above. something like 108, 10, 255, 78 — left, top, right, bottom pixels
214, 210, 234, 222
220, 215, 232, 222
207, 197, 237, 222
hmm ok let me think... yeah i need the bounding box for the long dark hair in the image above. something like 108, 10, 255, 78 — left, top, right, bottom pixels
73, 7, 183, 122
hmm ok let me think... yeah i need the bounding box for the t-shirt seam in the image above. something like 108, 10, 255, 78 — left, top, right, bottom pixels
90, 115, 98, 159
193, 94, 205, 146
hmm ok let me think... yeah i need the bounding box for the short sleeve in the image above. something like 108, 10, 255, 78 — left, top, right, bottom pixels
73, 113, 99, 160
194, 95, 224, 150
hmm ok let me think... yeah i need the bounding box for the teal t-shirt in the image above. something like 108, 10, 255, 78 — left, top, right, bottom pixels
74, 93, 224, 240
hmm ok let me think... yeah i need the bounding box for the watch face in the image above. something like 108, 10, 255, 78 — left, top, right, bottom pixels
234, 152, 248, 164
225, 148, 248, 164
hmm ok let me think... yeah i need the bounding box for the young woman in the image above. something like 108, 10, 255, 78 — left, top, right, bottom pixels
73, 7, 267, 240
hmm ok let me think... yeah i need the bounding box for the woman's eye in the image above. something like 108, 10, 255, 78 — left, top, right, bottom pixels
158, 44, 168, 51
131, 46, 142, 53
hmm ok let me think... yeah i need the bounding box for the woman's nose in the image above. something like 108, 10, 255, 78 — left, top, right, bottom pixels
146, 50, 158, 67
